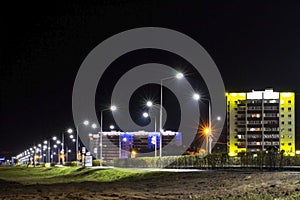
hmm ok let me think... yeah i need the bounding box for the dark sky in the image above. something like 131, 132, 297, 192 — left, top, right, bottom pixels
1, 1, 300, 157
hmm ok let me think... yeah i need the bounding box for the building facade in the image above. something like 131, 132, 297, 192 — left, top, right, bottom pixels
89, 131, 182, 161
227, 89, 295, 156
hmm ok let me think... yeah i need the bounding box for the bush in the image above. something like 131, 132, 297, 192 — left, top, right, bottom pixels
112, 152, 300, 169
64, 161, 78, 167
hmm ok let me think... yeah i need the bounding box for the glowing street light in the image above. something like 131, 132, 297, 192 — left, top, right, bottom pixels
193, 93, 200, 101
176, 72, 184, 79
109, 125, 115, 130
76, 120, 90, 165
146, 101, 153, 107
99, 105, 117, 166
159, 72, 184, 167
67, 128, 73, 134
143, 108, 157, 158
110, 105, 117, 111
61, 128, 74, 165
204, 128, 210, 135
193, 92, 221, 154
143, 112, 149, 118
91, 123, 97, 129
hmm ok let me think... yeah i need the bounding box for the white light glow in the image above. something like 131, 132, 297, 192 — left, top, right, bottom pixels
91, 123, 97, 129
176, 72, 184, 79
146, 101, 153, 107
193, 93, 200, 101
110, 105, 117, 111
67, 128, 73, 133
143, 112, 149, 118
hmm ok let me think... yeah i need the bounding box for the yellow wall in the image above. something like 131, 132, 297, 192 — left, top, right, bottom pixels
227, 93, 246, 156
279, 92, 295, 156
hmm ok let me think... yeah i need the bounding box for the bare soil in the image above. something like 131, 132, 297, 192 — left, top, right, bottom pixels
0, 171, 300, 199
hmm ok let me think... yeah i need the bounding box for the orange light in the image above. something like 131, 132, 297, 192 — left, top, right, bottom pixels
131, 150, 137, 155
204, 128, 210, 135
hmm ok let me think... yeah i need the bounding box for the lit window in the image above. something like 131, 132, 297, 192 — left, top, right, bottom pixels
288, 135, 292, 139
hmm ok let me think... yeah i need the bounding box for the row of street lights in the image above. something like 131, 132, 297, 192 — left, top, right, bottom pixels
16, 71, 218, 167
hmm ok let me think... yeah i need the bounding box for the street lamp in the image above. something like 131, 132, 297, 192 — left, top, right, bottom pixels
142, 112, 149, 118
193, 93, 221, 154
61, 128, 74, 165
193, 93, 211, 154
99, 105, 117, 166
91, 123, 97, 129
143, 108, 157, 158
146, 101, 153, 107
38, 144, 42, 163
159, 72, 184, 167
109, 125, 115, 130
76, 120, 89, 165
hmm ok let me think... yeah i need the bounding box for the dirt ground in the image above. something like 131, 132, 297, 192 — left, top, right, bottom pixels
0, 171, 299, 200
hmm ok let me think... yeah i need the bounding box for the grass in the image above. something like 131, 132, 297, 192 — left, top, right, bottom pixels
0, 166, 170, 185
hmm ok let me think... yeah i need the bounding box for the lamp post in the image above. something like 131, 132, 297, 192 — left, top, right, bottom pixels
143, 112, 157, 158
51, 137, 56, 163
193, 93, 211, 154
143, 100, 158, 158
76, 120, 89, 165
68, 134, 76, 160
52, 136, 61, 164
159, 72, 184, 167
61, 128, 73, 165
193, 93, 221, 154
37, 144, 42, 163
44, 140, 51, 163
99, 105, 117, 166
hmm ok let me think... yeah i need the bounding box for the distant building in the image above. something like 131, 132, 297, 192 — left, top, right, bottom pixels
227, 89, 295, 156
89, 131, 182, 161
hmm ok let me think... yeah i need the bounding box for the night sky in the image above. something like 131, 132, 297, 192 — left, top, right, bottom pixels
1, 1, 300, 157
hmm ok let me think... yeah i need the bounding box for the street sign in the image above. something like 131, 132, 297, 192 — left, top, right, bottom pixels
85, 155, 93, 167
